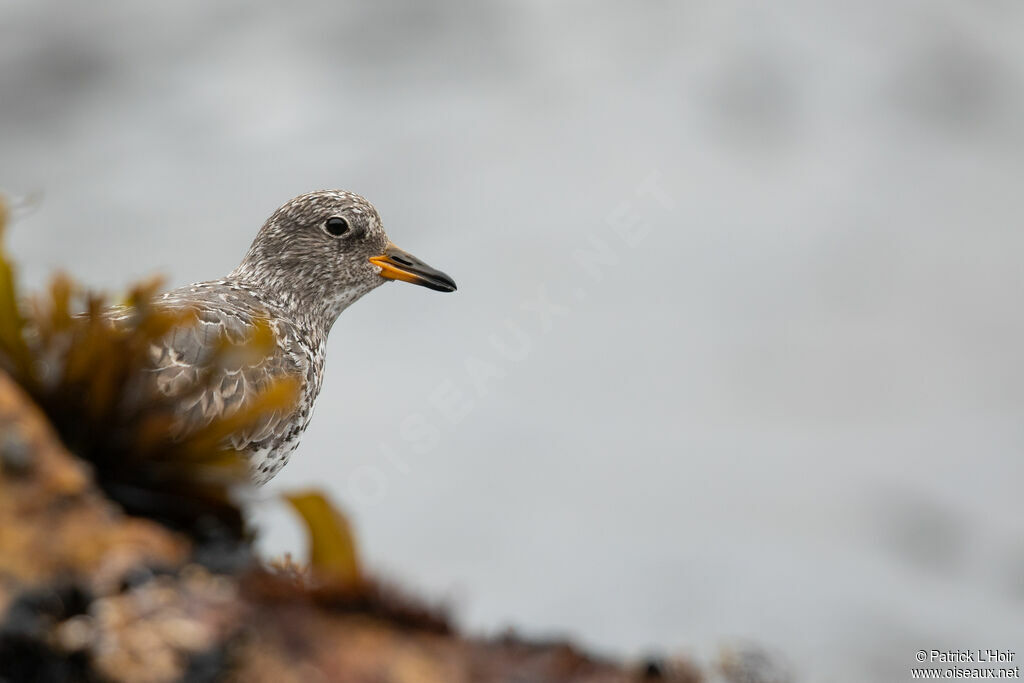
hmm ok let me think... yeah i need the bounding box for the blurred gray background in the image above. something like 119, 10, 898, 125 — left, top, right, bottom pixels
3, 1, 1023, 680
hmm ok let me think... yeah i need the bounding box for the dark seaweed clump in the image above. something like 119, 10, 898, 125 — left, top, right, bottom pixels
0, 200, 294, 554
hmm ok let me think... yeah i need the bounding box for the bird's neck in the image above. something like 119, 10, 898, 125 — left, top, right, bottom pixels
227, 262, 365, 341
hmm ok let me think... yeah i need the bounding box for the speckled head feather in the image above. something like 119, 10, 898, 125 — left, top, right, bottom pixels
231, 190, 393, 333
151, 189, 457, 484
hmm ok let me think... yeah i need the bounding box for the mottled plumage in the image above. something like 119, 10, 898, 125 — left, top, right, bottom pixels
147, 190, 456, 485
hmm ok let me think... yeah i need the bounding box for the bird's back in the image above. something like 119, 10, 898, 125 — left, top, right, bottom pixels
150, 280, 322, 482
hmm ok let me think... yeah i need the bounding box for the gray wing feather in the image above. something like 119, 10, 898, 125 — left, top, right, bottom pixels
147, 289, 304, 450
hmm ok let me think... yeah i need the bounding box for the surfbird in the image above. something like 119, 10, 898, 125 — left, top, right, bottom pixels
148, 190, 456, 485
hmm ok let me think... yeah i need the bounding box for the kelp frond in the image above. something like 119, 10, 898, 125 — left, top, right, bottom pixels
284, 490, 362, 588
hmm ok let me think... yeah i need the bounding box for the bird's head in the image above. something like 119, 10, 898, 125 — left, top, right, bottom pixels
235, 190, 456, 323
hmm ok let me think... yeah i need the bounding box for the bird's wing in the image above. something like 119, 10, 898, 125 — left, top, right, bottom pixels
146, 300, 305, 450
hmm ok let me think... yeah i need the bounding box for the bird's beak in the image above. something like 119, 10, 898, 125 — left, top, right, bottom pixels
369, 242, 457, 293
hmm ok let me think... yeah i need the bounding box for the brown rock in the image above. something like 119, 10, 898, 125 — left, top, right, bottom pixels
0, 369, 702, 682
0, 370, 189, 614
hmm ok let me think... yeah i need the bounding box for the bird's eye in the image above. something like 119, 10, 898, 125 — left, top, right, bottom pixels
323, 217, 350, 237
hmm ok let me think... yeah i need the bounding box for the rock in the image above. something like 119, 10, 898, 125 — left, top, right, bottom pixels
0, 370, 702, 682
